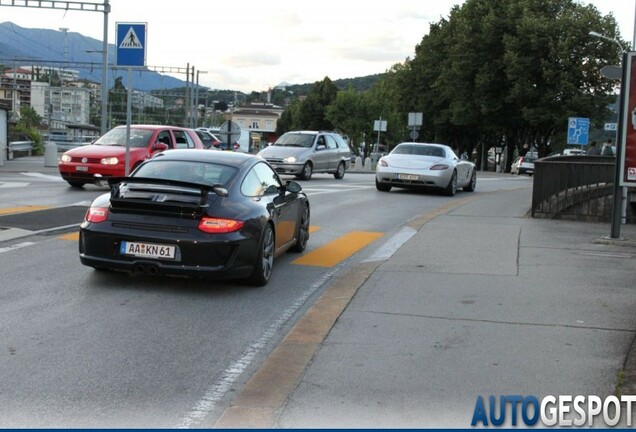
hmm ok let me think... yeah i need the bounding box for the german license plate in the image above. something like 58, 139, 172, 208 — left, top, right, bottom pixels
120, 241, 176, 260
397, 173, 419, 181
76, 166, 88, 172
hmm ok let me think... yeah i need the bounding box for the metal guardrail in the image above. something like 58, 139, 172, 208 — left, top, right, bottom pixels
531, 155, 616, 221
7, 141, 35, 159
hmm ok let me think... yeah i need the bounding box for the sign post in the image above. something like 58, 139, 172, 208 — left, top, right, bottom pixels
408, 112, 422, 142
218, 121, 241, 150
373, 118, 387, 156
116, 22, 147, 175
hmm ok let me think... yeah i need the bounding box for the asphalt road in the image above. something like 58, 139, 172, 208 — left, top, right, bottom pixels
0, 170, 532, 427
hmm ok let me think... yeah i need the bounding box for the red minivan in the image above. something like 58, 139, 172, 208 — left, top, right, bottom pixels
58, 125, 205, 187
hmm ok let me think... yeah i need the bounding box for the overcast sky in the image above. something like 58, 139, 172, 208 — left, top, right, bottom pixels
1, 0, 634, 92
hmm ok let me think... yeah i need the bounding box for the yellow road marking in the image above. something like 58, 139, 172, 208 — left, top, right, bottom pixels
0, 205, 51, 215
57, 232, 79, 241
308, 225, 320, 233
292, 231, 383, 268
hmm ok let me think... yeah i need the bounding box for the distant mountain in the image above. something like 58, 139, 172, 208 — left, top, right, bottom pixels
0, 22, 384, 95
0, 22, 185, 91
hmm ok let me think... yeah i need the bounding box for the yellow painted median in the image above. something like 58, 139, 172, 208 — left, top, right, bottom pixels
292, 231, 383, 268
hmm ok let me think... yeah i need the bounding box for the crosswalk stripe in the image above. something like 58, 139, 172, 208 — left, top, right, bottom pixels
57, 232, 80, 241
0, 205, 51, 215
292, 231, 383, 268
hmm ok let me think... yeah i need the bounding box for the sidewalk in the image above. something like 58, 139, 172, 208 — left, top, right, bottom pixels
214, 186, 636, 428
0, 155, 59, 174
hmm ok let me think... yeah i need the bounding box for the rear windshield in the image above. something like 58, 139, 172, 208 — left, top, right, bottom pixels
93, 128, 154, 148
133, 160, 237, 186
393, 144, 445, 157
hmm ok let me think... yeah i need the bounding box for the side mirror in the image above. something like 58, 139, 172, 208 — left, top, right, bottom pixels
154, 142, 169, 151
316, 143, 326, 151
285, 180, 302, 193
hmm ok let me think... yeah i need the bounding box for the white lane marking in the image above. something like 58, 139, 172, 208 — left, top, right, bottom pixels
0, 241, 35, 254
0, 182, 29, 188
20, 172, 64, 181
478, 177, 530, 181
174, 264, 345, 429
303, 186, 374, 196
580, 251, 632, 259
363, 226, 416, 262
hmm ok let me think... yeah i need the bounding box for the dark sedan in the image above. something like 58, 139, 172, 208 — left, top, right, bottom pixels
79, 149, 310, 286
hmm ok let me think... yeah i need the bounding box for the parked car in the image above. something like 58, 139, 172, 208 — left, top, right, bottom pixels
510, 154, 537, 176
193, 129, 222, 149
257, 131, 352, 180
375, 142, 477, 196
78, 149, 310, 286
58, 125, 205, 188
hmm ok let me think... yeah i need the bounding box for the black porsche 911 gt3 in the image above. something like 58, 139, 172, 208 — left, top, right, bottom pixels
79, 149, 310, 286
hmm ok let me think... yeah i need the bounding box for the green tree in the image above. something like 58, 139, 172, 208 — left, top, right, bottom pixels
397, 0, 621, 170
109, 76, 128, 126
13, 106, 44, 154
325, 88, 367, 147
295, 77, 339, 130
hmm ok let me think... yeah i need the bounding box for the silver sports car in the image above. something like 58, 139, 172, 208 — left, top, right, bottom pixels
375, 142, 476, 196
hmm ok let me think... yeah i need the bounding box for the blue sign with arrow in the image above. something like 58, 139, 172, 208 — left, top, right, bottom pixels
116, 22, 146, 67
567, 117, 589, 145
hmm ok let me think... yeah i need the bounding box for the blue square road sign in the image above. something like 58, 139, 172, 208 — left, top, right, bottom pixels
567, 117, 589, 145
116, 23, 146, 67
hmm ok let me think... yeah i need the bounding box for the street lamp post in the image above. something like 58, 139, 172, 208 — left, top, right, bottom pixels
589, 30, 628, 239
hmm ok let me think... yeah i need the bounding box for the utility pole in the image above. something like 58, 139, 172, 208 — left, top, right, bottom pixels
185, 63, 190, 127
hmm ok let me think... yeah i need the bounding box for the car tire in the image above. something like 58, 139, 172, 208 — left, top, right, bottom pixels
247, 223, 275, 287
333, 162, 345, 179
444, 171, 457, 196
67, 181, 86, 188
290, 203, 310, 253
375, 178, 391, 192
463, 170, 476, 192
298, 162, 313, 180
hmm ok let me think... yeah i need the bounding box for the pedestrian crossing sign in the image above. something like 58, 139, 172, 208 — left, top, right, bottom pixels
116, 22, 147, 67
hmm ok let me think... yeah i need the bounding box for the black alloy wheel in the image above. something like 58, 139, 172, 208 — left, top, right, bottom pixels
290, 203, 310, 253
247, 223, 275, 286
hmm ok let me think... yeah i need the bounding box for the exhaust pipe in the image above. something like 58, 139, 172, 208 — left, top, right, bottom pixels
133, 264, 146, 274
146, 265, 159, 276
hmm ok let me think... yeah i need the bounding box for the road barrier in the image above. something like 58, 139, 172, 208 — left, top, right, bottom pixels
7, 141, 35, 159
532, 155, 617, 221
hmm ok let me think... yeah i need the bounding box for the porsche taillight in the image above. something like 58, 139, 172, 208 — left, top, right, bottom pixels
85, 207, 108, 223
198, 217, 245, 234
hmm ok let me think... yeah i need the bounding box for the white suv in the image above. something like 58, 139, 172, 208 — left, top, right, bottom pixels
257, 131, 352, 180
